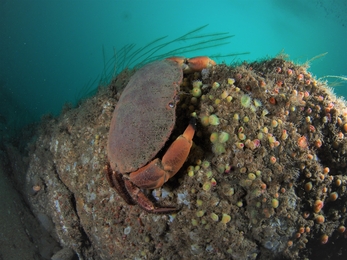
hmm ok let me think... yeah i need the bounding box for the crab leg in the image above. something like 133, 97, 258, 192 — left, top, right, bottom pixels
104, 165, 136, 205
124, 179, 178, 214
129, 119, 196, 189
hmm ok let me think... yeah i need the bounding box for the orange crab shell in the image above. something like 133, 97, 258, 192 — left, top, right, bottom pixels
106, 56, 216, 213
107, 59, 183, 174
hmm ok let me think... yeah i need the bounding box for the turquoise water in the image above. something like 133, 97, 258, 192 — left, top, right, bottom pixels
1, 0, 346, 133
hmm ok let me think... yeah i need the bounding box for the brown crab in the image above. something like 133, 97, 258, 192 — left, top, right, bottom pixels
105, 56, 216, 213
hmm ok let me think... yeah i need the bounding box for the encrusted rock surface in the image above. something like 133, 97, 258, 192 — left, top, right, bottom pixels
18, 57, 347, 259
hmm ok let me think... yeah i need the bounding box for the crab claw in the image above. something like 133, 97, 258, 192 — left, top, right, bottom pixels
166, 56, 216, 73
129, 119, 196, 189
187, 56, 216, 72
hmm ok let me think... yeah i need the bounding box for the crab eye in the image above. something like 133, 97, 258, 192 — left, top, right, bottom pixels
168, 102, 175, 108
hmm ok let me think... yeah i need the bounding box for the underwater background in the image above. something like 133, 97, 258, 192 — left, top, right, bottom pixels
0, 0, 346, 135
